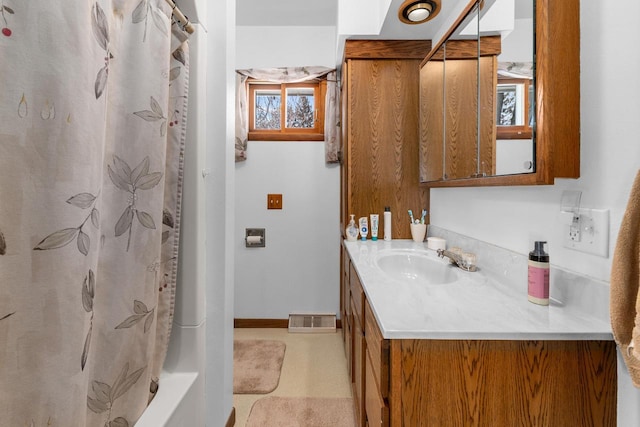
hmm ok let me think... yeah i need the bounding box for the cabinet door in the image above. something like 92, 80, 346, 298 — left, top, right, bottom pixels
419, 55, 444, 182
365, 354, 389, 427
351, 298, 366, 427
350, 264, 364, 326
364, 299, 389, 398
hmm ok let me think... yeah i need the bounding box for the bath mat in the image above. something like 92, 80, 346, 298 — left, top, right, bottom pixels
233, 339, 286, 394
246, 396, 356, 427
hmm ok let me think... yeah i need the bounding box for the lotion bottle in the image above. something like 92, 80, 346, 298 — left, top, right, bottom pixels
383, 207, 392, 241
345, 214, 358, 242
527, 241, 550, 305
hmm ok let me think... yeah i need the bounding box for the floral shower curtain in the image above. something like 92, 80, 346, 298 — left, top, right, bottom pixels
0, 1, 189, 426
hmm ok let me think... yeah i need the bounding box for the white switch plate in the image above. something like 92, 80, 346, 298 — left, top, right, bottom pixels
563, 208, 609, 257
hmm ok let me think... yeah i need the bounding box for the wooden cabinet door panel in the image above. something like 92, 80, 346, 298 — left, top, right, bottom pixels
364, 299, 389, 398
365, 352, 389, 427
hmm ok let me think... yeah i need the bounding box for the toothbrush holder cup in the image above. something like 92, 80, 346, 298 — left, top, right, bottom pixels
410, 223, 427, 243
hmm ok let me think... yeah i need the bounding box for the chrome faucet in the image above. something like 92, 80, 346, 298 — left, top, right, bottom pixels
437, 249, 478, 272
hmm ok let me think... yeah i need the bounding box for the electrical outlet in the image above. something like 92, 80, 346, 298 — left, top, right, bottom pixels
563, 208, 609, 257
568, 219, 581, 242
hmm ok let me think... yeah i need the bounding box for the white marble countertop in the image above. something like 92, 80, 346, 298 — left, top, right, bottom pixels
344, 239, 613, 340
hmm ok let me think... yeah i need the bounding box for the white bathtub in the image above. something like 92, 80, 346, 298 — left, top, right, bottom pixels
136, 14, 207, 427
135, 322, 205, 427
136, 371, 199, 426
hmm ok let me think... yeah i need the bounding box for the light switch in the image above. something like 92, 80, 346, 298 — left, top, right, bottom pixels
267, 194, 282, 210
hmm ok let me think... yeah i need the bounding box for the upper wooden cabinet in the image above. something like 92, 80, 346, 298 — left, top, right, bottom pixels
419, 0, 580, 187
340, 40, 430, 238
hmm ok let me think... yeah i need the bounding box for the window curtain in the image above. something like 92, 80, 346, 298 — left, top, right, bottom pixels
0, 1, 190, 426
235, 66, 340, 163
497, 62, 533, 79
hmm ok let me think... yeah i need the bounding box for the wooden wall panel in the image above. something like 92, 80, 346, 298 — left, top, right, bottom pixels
419, 60, 444, 182
479, 56, 497, 176
444, 59, 478, 180
346, 59, 428, 239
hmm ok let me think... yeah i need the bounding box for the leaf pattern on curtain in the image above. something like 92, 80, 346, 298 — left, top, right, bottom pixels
91, 2, 111, 99
86, 363, 146, 426
33, 192, 101, 256
1, 311, 15, 321
81, 270, 96, 371
115, 300, 155, 333
1, 1, 15, 37
134, 96, 167, 136
132, 0, 168, 42
172, 46, 186, 66
17, 93, 28, 117
0, 228, 6, 255
107, 156, 162, 251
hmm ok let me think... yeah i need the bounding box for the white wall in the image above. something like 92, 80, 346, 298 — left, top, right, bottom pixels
431, 1, 640, 424
235, 142, 340, 318
236, 26, 337, 68
235, 26, 340, 319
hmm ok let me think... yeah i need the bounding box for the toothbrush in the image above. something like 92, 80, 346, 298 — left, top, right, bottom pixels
408, 210, 415, 224
420, 209, 427, 224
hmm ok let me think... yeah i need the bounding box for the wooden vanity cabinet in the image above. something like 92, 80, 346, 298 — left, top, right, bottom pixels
343, 252, 617, 427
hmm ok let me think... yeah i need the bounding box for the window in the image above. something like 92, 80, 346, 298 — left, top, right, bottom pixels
495, 78, 533, 139
248, 81, 326, 141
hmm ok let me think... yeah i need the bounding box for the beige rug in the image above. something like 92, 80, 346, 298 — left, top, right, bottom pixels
234, 339, 286, 394
246, 396, 356, 427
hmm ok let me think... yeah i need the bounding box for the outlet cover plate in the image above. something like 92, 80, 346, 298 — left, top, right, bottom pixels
267, 194, 282, 210
563, 208, 609, 257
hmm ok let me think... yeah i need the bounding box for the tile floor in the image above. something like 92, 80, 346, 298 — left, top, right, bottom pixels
233, 328, 353, 426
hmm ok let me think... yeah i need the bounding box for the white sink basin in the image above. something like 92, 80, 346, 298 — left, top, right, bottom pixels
375, 251, 459, 285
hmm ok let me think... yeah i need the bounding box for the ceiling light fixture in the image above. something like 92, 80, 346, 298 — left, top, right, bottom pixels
398, 0, 440, 25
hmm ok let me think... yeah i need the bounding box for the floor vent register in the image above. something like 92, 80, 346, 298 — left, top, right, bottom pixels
288, 313, 336, 333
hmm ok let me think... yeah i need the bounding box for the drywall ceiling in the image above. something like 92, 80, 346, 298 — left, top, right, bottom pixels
236, 0, 338, 27
236, 0, 458, 41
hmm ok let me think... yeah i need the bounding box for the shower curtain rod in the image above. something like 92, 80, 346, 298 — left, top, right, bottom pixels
165, 0, 195, 34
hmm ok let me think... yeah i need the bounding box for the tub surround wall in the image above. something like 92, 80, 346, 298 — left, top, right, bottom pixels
205, 0, 235, 424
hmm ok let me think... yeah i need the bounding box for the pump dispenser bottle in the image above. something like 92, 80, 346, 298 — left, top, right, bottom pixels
528, 241, 550, 305
345, 214, 359, 241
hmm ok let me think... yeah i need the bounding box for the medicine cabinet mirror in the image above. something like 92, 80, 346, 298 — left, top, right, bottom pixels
419, 0, 580, 187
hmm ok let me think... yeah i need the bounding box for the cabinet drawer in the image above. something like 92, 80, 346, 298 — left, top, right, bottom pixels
350, 264, 364, 325
364, 299, 389, 398
365, 352, 389, 427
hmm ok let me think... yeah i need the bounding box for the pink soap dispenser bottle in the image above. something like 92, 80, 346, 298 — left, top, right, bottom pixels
528, 241, 550, 305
